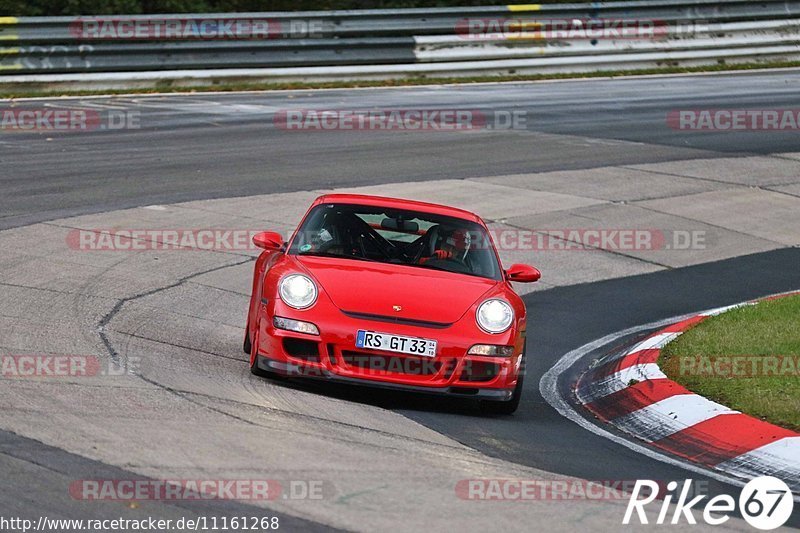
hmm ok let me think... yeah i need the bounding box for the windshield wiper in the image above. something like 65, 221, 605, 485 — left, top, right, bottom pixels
408, 262, 488, 279
298, 251, 491, 278
297, 251, 379, 263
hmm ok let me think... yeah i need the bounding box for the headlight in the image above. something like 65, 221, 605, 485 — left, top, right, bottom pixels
279, 274, 317, 309
476, 299, 514, 334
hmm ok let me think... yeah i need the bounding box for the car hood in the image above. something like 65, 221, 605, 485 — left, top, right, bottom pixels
296, 256, 497, 324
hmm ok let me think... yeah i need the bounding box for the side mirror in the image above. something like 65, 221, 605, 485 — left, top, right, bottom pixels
253, 231, 285, 251
506, 264, 541, 283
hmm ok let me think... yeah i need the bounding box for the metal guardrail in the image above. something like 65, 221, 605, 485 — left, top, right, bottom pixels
1, 1, 800, 86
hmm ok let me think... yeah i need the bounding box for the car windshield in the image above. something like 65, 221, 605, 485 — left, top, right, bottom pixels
288, 203, 502, 280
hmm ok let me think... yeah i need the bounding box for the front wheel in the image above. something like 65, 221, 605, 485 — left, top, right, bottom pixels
479, 373, 523, 415
243, 329, 252, 355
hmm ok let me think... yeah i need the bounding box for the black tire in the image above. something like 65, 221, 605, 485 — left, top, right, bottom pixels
479, 342, 526, 415
250, 356, 271, 378
480, 373, 523, 415
250, 352, 276, 378
243, 329, 252, 355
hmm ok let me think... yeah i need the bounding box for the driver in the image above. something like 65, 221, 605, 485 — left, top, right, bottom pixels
420, 228, 471, 264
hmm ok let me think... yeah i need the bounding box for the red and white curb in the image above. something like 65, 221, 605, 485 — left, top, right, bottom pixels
575, 292, 800, 494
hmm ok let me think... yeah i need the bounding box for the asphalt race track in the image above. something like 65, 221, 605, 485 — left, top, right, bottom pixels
4, 69, 800, 231
2, 70, 800, 530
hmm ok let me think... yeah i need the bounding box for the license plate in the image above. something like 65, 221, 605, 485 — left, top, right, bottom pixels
355, 330, 437, 358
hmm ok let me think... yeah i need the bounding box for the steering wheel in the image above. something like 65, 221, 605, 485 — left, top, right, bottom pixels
426, 225, 440, 257
424, 256, 472, 274
412, 225, 440, 263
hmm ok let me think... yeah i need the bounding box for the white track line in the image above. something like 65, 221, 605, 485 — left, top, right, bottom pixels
4, 67, 800, 103
538, 290, 800, 502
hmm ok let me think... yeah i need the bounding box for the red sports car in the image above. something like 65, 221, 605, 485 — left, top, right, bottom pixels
244, 194, 540, 414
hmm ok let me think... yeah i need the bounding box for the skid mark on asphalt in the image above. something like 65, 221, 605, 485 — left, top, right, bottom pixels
82, 252, 476, 453
498, 218, 673, 270
130, 376, 476, 458
335, 484, 389, 505
188, 281, 249, 297
44, 221, 259, 260
119, 332, 244, 362
96, 258, 252, 364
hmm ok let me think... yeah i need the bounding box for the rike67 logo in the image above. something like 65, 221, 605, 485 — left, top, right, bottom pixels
624, 477, 794, 530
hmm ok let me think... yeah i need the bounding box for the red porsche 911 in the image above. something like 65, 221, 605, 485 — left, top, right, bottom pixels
244, 194, 540, 414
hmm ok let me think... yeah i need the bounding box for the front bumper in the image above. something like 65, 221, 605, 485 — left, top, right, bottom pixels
252, 298, 524, 398
255, 354, 514, 401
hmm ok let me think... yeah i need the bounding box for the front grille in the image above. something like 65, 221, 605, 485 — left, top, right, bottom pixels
283, 338, 320, 362
459, 360, 500, 382
326, 343, 338, 365
340, 310, 452, 329
341, 350, 442, 376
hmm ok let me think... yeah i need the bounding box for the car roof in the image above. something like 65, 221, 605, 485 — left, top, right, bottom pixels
312, 194, 483, 223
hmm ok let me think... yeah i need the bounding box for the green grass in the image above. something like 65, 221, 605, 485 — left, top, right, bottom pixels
660, 294, 800, 432
3, 60, 800, 100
